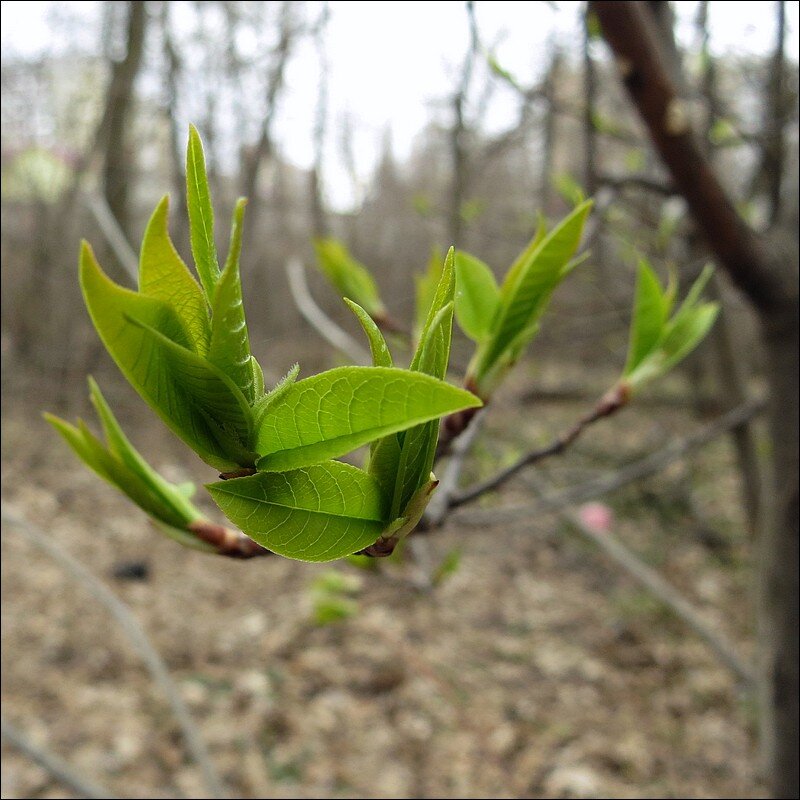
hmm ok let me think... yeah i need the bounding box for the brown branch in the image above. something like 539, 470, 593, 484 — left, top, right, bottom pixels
187, 519, 271, 559
452, 383, 630, 508
451, 397, 766, 527
589, 1, 793, 312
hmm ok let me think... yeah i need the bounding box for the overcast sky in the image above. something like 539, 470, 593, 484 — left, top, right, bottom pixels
2, 1, 797, 207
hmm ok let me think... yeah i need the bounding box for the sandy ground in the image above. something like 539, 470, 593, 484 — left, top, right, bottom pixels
1, 363, 764, 798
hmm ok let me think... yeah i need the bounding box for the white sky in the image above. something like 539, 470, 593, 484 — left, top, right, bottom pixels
2, 1, 798, 207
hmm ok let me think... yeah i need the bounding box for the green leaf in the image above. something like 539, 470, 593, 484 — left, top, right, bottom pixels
474, 200, 592, 385
414, 248, 444, 342
86, 377, 199, 525
252, 363, 300, 427
410, 248, 455, 373
553, 173, 586, 206
208, 198, 254, 402
498, 214, 547, 307
186, 124, 220, 299
206, 462, 389, 561
80, 242, 253, 470
254, 365, 480, 473
624, 260, 668, 376
44, 384, 201, 530
625, 266, 719, 389
251, 356, 265, 399
313, 238, 386, 319
129, 317, 255, 463
139, 195, 210, 353
344, 298, 393, 367
454, 251, 500, 342
660, 302, 719, 373
370, 251, 457, 519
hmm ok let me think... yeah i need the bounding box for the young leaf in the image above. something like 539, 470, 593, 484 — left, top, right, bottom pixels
80, 243, 253, 470
254, 365, 481, 472
344, 298, 393, 367
129, 318, 255, 460
251, 356, 265, 399
86, 377, 199, 525
454, 251, 500, 342
474, 201, 592, 386
186, 124, 220, 299
414, 248, 444, 342
411, 248, 455, 373
384, 306, 454, 518
313, 238, 386, 319
624, 260, 668, 376
252, 362, 301, 427
208, 198, 254, 402
624, 266, 719, 389
371, 251, 457, 517
139, 195, 211, 353
45, 382, 202, 530
207, 462, 389, 561
659, 302, 720, 373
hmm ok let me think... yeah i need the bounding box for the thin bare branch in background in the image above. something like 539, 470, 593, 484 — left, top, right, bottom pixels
1, 716, 117, 800
561, 508, 755, 686
285, 259, 369, 365
452, 383, 629, 508
452, 398, 765, 524
424, 411, 485, 528
84, 191, 139, 284
1, 508, 227, 800
309, 3, 331, 239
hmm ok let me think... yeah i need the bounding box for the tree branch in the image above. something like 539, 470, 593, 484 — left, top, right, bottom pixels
450, 397, 765, 526
589, 1, 794, 312
1, 507, 227, 799
1, 716, 116, 800
186, 519, 271, 559
452, 384, 630, 508
285, 258, 369, 364
562, 508, 756, 686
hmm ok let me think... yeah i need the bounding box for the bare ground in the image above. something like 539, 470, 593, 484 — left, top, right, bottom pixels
1, 360, 764, 798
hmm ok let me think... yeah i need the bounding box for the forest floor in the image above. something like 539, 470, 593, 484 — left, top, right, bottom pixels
1, 352, 765, 799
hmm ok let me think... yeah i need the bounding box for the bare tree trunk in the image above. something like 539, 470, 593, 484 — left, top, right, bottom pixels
447, 1, 479, 247
694, 0, 763, 535
754, 2, 788, 227
540, 48, 561, 213
583, 6, 598, 198
101, 0, 147, 241
309, 3, 330, 239
240, 2, 294, 222
591, 4, 799, 796
159, 1, 187, 244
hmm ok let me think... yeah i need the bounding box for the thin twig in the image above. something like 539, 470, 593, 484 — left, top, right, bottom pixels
84, 190, 139, 284
599, 173, 677, 196
187, 519, 271, 559
285, 258, 369, 364
2, 507, 227, 799
453, 384, 630, 508
1, 716, 117, 800
451, 397, 765, 526
562, 508, 756, 686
